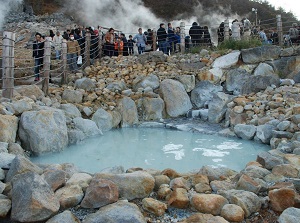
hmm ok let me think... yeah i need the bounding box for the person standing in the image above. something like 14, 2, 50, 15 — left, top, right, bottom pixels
104, 28, 115, 57
127, 35, 135, 55
53, 31, 63, 60
32, 32, 44, 81
167, 23, 176, 54
189, 22, 202, 46
133, 28, 147, 54
231, 19, 242, 41
66, 33, 80, 72
157, 23, 168, 54
120, 33, 128, 56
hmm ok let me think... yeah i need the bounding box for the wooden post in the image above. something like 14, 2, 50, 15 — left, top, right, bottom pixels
61, 39, 67, 84
98, 29, 103, 59
152, 28, 157, 51
224, 19, 230, 40
42, 37, 51, 95
180, 22, 185, 53
2, 31, 15, 99
84, 32, 91, 67
277, 15, 283, 47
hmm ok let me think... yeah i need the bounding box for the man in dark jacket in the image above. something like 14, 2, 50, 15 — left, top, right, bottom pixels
189, 22, 203, 46
157, 23, 168, 55
32, 32, 44, 81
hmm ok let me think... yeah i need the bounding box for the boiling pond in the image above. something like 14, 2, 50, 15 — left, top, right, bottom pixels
31, 128, 270, 173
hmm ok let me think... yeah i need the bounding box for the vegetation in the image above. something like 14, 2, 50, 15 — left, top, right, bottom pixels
217, 38, 262, 50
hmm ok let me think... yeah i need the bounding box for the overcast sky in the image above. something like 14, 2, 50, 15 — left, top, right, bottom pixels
267, 0, 299, 20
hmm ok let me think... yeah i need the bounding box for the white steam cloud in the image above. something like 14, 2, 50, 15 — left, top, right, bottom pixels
0, 0, 23, 30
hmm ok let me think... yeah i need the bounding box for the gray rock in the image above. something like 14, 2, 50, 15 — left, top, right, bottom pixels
253, 63, 275, 76
256, 151, 284, 170
60, 104, 81, 119
277, 121, 291, 131
242, 165, 271, 179
83, 200, 146, 223
92, 108, 113, 132
138, 51, 167, 64
62, 89, 83, 103
74, 78, 96, 91
272, 130, 294, 139
280, 79, 295, 86
54, 185, 84, 210
160, 79, 192, 117
8, 142, 26, 157
68, 129, 85, 144
0, 142, 8, 153
94, 171, 155, 201
255, 124, 276, 144
225, 68, 251, 95
241, 45, 281, 64
219, 189, 262, 218
241, 75, 280, 95
269, 56, 300, 79
208, 92, 233, 123
175, 74, 195, 92
100, 166, 125, 174
191, 81, 223, 108
142, 97, 164, 121
18, 109, 68, 155
199, 166, 238, 181
280, 47, 295, 57
42, 169, 67, 192
10, 98, 33, 115
106, 80, 127, 92
73, 117, 102, 137
0, 114, 18, 143
0, 196, 11, 218
11, 172, 59, 222
14, 85, 44, 99
212, 50, 240, 68
133, 74, 160, 91
278, 207, 300, 223
83, 107, 93, 117
234, 124, 256, 140
0, 152, 16, 169
118, 97, 139, 127
46, 210, 80, 223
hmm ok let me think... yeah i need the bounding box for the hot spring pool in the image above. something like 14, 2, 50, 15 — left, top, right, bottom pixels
31, 128, 270, 173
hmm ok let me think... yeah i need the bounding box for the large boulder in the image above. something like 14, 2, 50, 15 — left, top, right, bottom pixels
225, 68, 251, 95
82, 200, 146, 223
73, 117, 102, 137
175, 74, 195, 92
160, 79, 192, 117
234, 124, 256, 140
208, 92, 233, 123
74, 78, 96, 91
212, 50, 241, 68
55, 185, 84, 209
60, 104, 81, 119
255, 124, 276, 144
241, 45, 281, 64
14, 85, 44, 98
132, 74, 160, 91
9, 98, 34, 115
142, 97, 164, 121
197, 68, 223, 83
18, 109, 68, 155
11, 172, 60, 222
91, 108, 113, 132
62, 89, 83, 103
240, 75, 280, 95
268, 56, 300, 79
94, 171, 155, 201
191, 81, 223, 108
0, 114, 18, 143
138, 51, 167, 64
278, 207, 300, 223
253, 63, 276, 76
117, 97, 139, 127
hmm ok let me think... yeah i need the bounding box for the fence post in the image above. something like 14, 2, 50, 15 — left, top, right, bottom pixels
180, 22, 185, 53
2, 31, 15, 99
61, 39, 67, 84
152, 28, 157, 51
84, 32, 91, 67
98, 30, 103, 59
224, 19, 230, 40
42, 37, 51, 95
277, 15, 283, 47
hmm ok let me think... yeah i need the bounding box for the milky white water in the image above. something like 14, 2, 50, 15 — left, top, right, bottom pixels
31, 128, 270, 173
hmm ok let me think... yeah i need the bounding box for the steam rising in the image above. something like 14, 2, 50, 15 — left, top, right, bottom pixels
0, 0, 23, 29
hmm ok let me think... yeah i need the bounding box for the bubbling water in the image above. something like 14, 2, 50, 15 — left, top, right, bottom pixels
31, 128, 270, 173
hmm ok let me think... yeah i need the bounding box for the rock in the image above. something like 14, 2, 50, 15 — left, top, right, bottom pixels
270, 56, 300, 79
191, 193, 228, 215
154, 175, 170, 190
278, 207, 300, 223
272, 164, 299, 178
277, 121, 291, 131
255, 124, 276, 144
60, 103, 81, 119
18, 109, 68, 155
15, 85, 44, 98
11, 172, 59, 222
225, 68, 251, 95
74, 78, 96, 91
94, 171, 155, 200
208, 92, 233, 123
42, 169, 67, 191
55, 185, 84, 210
191, 81, 223, 108
106, 80, 127, 92
219, 189, 261, 217
210, 180, 235, 193
142, 198, 167, 216
6, 155, 43, 182
8, 142, 26, 157
195, 182, 212, 193
73, 117, 102, 137
269, 188, 296, 212
167, 188, 189, 209
0, 114, 18, 143
198, 68, 223, 83
212, 50, 240, 68
241, 165, 271, 179
46, 210, 81, 223
170, 177, 190, 190
256, 151, 284, 170
10, 98, 33, 115
175, 74, 195, 92
92, 108, 113, 132
0, 142, 8, 153
178, 213, 229, 223
241, 75, 280, 94
117, 97, 139, 127
199, 166, 237, 181
66, 172, 92, 190
221, 204, 245, 222
80, 178, 119, 209
133, 74, 160, 91
62, 89, 83, 103
0, 152, 16, 169
157, 184, 172, 199
241, 45, 281, 64
253, 63, 275, 76
234, 124, 256, 140
67, 129, 85, 144
82, 200, 146, 223
142, 97, 164, 121
0, 196, 11, 218
236, 174, 261, 194
159, 79, 192, 117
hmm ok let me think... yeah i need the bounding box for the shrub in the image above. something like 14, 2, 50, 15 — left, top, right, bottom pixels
217, 38, 262, 50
